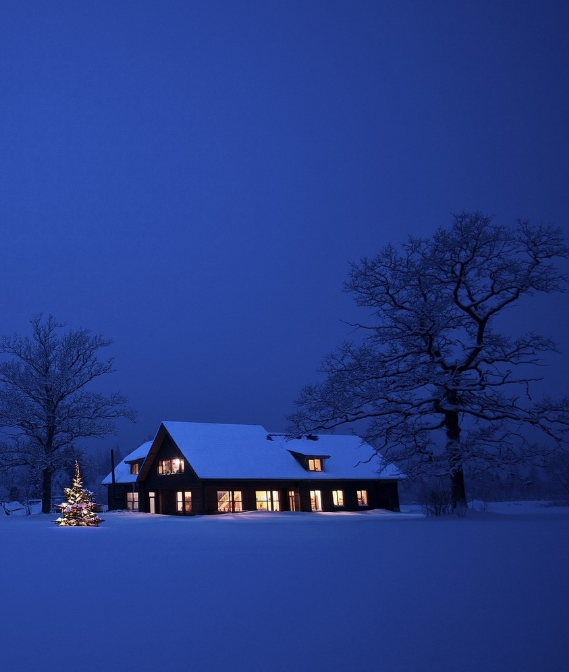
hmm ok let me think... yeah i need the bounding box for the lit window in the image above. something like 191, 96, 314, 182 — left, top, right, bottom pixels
310, 490, 322, 511
308, 458, 323, 472
126, 492, 139, 511
288, 489, 298, 511
158, 458, 185, 475
357, 490, 368, 507
176, 491, 192, 513
130, 463, 139, 475
217, 491, 243, 513
256, 490, 280, 511
332, 490, 344, 507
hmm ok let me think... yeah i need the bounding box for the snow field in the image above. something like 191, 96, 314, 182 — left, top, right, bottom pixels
1, 507, 568, 672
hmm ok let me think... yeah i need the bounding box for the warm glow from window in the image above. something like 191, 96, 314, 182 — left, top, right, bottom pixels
310, 490, 322, 511
126, 492, 139, 511
332, 490, 344, 507
130, 463, 139, 475
158, 458, 185, 475
357, 490, 368, 506
217, 491, 243, 513
308, 458, 323, 472
288, 489, 298, 511
256, 490, 280, 511
176, 491, 192, 513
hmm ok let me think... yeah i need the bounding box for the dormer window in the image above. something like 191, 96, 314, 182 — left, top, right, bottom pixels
130, 463, 140, 475
288, 449, 330, 472
308, 458, 323, 472
288, 450, 330, 472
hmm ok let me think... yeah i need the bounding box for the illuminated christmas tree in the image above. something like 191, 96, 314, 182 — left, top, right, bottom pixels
54, 461, 104, 527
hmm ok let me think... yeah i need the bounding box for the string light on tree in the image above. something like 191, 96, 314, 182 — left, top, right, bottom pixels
54, 461, 104, 527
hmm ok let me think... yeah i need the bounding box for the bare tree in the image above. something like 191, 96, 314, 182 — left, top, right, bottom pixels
0, 315, 136, 513
289, 213, 569, 507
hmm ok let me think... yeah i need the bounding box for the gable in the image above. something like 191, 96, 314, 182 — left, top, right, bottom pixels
140, 430, 200, 481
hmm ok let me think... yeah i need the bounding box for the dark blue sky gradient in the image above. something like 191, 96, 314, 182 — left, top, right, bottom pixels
1, 1, 568, 451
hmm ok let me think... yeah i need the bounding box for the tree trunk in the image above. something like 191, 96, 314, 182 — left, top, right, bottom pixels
445, 405, 468, 509
42, 468, 53, 514
450, 468, 467, 509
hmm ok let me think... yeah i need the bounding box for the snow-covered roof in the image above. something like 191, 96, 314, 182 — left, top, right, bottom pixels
163, 421, 402, 480
101, 441, 152, 485
103, 422, 403, 485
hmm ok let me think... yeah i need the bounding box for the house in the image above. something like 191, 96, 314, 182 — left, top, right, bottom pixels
102, 421, 403, 515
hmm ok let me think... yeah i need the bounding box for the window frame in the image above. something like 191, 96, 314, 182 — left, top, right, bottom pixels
157, 458, 185, 475
310, 490, 322, 511
176, 491, 192, 514
288, 489, 298, 512
307, 458, 323, 472
332, 489, 344, 507
217, 490, 243, 513
255, 490, 280, 511
357, 489, 369, 507
126, 491, 139, 511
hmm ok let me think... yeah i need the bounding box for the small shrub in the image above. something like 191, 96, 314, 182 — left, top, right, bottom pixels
421, 482, 452, 516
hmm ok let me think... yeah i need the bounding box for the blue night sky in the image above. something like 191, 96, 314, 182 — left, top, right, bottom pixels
1, 0, 568, 452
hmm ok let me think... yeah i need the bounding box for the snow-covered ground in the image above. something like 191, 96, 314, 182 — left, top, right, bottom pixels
1, 504, 568, 672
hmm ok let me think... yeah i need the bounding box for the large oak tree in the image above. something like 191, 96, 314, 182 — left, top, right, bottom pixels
0, 315, 136, 513
289, 213, 569, 507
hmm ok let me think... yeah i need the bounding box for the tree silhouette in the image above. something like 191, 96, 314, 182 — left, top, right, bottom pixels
289, 213, 569, 507
0, 315, 136, 513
